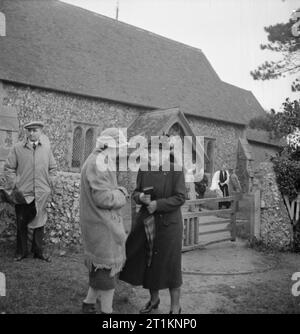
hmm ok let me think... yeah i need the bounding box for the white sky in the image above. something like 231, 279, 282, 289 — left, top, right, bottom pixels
62, 0, 299, 111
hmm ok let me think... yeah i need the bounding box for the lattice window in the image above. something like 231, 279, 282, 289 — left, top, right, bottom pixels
84, 128, 94, 161
70, 122, 98, 170
71, 126, 83, 168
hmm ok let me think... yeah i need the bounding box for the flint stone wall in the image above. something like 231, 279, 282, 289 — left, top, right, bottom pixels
2, 82, 146, 171
187, 115, 245, 171
249, 142, 280, 170
0, 172, 82, 246
0, 171, 132, 247
46, 172, 81, 246
254, 162, 293, 250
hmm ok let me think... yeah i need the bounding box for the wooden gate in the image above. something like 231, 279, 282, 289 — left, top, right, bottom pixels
181, 194, 241, 252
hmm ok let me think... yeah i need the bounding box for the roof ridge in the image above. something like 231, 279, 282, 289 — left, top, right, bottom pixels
222, 81, 252, 93
141, 107, 180, 116
58, 0, 205, 54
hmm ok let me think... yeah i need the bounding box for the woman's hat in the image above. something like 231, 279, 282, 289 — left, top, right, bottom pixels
96, 128, 128, 149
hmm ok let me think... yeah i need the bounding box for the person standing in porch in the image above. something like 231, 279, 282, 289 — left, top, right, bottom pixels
229, 167, 242, 211
4, 121, 57, 262
229, 168, 242, 195
210, 163, 230, 209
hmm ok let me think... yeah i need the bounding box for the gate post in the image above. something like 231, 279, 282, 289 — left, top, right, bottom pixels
194, 217, 199, 245
230, 196, 237, 241
250, 189, 261, 240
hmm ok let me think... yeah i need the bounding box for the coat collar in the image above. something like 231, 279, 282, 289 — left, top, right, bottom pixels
23, 138, 42, 149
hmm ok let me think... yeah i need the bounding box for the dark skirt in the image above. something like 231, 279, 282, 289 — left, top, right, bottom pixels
89, 266, 116, 290
119, 212, 183, 290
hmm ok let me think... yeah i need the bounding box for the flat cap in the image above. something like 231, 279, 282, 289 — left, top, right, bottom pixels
24, 121, 44, 129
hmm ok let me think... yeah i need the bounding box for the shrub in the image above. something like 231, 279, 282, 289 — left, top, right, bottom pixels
249, 110, 275, 132
272, 146, 300, 201
269, 99, 300, 251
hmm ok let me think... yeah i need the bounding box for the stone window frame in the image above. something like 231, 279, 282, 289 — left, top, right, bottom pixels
167, 122, 216, 175
204, 137, 216, 175
0, 12, 6, 37
69, 120, 100, 172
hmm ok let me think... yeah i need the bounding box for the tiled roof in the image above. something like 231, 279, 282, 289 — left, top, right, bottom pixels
127, 107, 209, 159
127, 107, 196, 139
0, 0, 265, 125
246, 129, 285, 147
221, 82, 266, 124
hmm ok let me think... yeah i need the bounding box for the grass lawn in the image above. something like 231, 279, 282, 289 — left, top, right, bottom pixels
1, 240, 300, 314
209, 276, 300, 314
0, 242, 136, 314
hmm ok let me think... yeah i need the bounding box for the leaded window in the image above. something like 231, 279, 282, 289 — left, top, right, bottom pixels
70, 122, 99, 170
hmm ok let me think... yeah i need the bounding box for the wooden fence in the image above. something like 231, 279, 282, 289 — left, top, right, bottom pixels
283, 194, 300, 224
181, 194, 241, 252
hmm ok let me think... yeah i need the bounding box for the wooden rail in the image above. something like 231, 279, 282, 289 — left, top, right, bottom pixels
182, 194, 241, 252
283, 194, 300, 224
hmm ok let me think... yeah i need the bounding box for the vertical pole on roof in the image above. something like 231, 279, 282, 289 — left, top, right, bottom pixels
116, 0, 119, 21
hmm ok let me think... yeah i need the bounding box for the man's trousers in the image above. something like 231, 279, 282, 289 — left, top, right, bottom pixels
15, 201, 45, 257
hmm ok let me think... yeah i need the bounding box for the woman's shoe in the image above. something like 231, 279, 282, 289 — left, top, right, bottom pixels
14, 254, 27, 261
82, 302, 97, 314
34, 254, 51, 262
169, 307, 181, 314
139, 298, 160, 314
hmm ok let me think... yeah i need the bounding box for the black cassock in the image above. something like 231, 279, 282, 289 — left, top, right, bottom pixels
218, 170, 230, 209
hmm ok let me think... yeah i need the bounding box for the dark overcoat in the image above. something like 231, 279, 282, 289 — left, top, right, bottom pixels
119, 163, 186, 290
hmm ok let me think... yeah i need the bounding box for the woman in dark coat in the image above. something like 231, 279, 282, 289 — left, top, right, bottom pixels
119, 144, 186, 314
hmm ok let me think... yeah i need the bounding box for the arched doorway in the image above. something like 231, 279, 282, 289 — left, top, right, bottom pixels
167, 122, 200, 201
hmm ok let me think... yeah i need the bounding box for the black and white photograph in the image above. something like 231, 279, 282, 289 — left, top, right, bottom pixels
0, 0, 299, 318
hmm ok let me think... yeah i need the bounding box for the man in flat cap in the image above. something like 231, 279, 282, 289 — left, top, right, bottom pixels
4, 121, 57, 262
